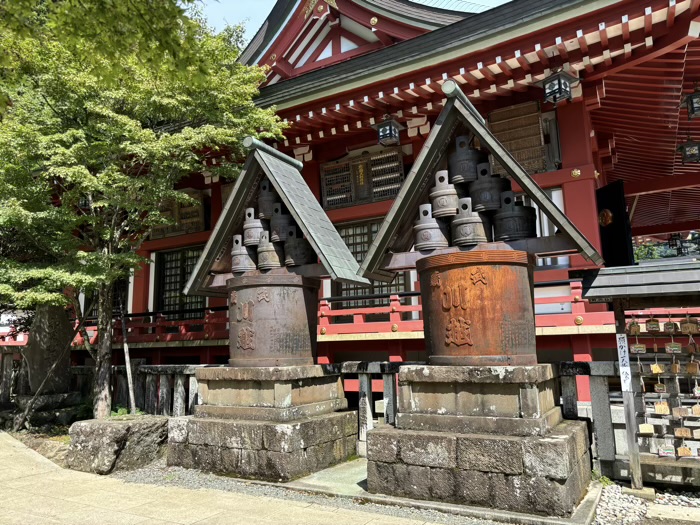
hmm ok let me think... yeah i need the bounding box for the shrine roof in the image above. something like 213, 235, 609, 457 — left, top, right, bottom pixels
254, 0, 591, 108
239, 0, 469, 68
185, 138, 370, 296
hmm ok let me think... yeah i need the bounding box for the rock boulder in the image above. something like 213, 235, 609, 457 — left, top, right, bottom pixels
66, 415, 168, 474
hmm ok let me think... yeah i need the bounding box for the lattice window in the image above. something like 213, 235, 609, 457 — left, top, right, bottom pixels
150, 189, 206, 239
488, 102, 548, 175
321, 148, 404, 210
335, 220, 407, 309
156, 247, 205, 318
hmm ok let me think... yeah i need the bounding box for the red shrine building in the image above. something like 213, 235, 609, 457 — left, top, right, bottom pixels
8, 0, 699, 403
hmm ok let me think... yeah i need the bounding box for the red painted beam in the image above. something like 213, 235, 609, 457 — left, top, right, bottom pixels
632, 220, 700, 236
625, 172, 700, 196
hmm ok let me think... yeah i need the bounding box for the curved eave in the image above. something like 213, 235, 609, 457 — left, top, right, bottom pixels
358, 0, 469, 29
254, 0, 619, 110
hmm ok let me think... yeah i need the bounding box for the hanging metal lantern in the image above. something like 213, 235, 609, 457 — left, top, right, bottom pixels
678, 137, 700, 163
540, 70, 578, 104
681, 82, 700, 120
372, 116, 405, 146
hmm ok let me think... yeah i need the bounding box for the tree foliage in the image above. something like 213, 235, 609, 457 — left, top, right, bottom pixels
0, 7, 285, 416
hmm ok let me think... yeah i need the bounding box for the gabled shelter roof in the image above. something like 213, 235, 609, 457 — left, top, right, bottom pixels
185, 138, 370, 297
360, 80, 604, 281
579, 259, 700, 309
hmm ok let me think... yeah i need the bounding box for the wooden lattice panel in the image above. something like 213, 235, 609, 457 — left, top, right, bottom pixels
488, 102, 546, 176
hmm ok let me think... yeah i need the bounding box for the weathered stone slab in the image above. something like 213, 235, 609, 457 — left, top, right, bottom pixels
167, 411, 357, 481
66, 416, 168, 475
398, 364, 555, 384
194, 398, 347, 422
522, 419, 589, 480
15, 392, 82, 411
366, 419, 591, 518
396, 406, 563, 437
457, 434, 524, 474
196, 365, 335, 382
24, 305, 74, 394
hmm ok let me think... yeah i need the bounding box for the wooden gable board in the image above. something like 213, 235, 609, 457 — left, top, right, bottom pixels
359, 80, 604, 282
185, 139, 369, 297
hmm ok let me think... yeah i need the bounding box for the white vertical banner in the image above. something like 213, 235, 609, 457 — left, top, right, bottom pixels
616, 333, 633, 392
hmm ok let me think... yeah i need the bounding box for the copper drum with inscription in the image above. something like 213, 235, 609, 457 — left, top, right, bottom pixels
416, 250, 537, 366
227, 274, 319, 367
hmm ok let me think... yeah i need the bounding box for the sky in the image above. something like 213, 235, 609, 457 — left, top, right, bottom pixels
201, 0, 513, 44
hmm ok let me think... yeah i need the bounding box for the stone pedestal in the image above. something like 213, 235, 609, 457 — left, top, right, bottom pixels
168, 365, 357, 481
367, 365, 591, 517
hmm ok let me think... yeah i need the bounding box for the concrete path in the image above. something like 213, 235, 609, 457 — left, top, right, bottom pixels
0, 432, 438, 525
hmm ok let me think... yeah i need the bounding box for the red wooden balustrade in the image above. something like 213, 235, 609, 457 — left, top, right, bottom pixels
4, 282, 700, 349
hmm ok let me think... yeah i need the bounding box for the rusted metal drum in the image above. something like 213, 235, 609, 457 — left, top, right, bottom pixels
493, 192, 537, 241
448, 135, 487, 184
417, 250, 537, 366
228, 274, 319, 367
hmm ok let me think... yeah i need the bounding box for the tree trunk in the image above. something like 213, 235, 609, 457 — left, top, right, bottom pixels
93, 283, 114, 419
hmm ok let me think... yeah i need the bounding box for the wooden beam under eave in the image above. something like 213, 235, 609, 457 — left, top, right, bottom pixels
633, 220, 700, 236
625, 172, 700, 196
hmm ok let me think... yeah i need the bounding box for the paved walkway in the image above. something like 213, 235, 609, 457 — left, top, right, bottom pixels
0, 432, 437, 525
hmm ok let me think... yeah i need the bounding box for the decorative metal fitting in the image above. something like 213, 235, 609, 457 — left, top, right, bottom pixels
320, 311, 325, 318
320, 327, 327, 335
370, 16, 379, 26
573, 296, 581, 302
571, 168, 581, 178
574, 316, 584, 326
391, 306, 397, 312
270, 54, 277, 61
391, 324, 399, 332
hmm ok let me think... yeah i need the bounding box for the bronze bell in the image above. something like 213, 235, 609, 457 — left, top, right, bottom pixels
231, 234, 257, 273
284, 226, 316, 267
270, 203, 293, 242
469, 163, 511, 212
493, 191, 537, 241
448, 135, 487, 184
414, 204, 449, 251
451, 198, 488, 246
257, 231, 284, 270
429, 170, 459, 218
258, 179, 277, 220
242, 207, 264, 246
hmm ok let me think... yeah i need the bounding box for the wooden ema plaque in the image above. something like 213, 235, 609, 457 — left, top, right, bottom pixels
675, 427, 692, 439
655, 401, 670, 415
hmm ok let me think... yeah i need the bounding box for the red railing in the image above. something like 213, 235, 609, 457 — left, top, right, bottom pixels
5, 282, 700, 348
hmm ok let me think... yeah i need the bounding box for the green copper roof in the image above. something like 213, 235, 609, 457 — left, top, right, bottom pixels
186, 138, 369, 296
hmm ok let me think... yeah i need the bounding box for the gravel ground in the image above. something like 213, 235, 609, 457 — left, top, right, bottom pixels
655, 489, 700, 507
594, 484, 647, 525
113, 458, 503, 525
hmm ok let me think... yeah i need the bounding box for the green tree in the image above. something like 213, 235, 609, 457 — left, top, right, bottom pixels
0, 17, 285, 418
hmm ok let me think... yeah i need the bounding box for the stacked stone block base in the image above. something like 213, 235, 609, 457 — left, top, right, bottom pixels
167, 366, 357, 481
367, 365, 591, 517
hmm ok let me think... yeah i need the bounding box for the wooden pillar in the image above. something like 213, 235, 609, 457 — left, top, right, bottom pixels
613, 299, 643, 490
131, 250, 151, 313
571, 336, 593, 403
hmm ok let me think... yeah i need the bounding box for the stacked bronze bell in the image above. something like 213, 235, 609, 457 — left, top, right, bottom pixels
414, 135, 537, 250
232, 179, 318, 273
